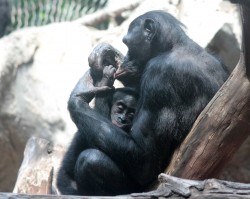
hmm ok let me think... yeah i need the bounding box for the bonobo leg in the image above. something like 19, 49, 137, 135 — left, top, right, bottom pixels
71, 70, 112, 103
75, 149, 142, 196
57, 131, 87, 195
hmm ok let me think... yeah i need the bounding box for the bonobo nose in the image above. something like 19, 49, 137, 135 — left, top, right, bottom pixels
122, 35, 128, 45
118, 115, 126, 123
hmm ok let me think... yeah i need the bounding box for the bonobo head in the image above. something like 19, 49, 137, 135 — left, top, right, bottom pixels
115, 10, 187, 82
88, 43, 121, 79
110, 88, 138, 133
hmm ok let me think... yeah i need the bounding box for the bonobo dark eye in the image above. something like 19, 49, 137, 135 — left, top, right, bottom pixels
117, 106, 123, 111
144, 24, 151, 33
116, 103, 125, 112
144, 18, 157, 41
127, 112, 135, 120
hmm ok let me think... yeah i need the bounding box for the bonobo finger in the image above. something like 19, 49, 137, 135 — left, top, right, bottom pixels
104, 65, 116, 72
108, 65, 117, 73
94, 86, 114, 94
103, 65, 116, 79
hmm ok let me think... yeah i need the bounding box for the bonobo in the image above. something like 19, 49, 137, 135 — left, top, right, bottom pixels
63, 10, 229, 196
57, 44, 139, 195
70, 42, 124, 117
77, 42, 124, 102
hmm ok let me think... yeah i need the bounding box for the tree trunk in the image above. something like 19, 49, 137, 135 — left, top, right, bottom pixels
165, 3, 250, 180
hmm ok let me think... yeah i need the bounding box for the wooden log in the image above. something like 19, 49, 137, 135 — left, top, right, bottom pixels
165, 4, 250, 180
7, 174, 250, 198
13, 137, 66, 195
133, 174, 250, 198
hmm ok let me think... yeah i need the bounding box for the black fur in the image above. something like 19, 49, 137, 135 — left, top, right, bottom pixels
229, 0, 250, 7
57, 86, 139, 196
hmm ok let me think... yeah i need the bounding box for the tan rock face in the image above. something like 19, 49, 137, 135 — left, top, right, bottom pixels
0, 22, 93, 191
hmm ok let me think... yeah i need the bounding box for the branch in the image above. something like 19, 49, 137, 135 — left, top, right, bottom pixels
241, 5, 250, 78
74, 0, 143, 27
133, 174, 250, 198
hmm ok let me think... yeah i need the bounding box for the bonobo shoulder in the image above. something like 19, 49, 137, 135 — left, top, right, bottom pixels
144, 49, 228, 95
145, 51, 199, 74
147, 47, 225, 73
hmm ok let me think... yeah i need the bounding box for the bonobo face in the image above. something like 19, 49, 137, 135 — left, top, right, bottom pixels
110, 94, 137, 133
115, 17, 157, 81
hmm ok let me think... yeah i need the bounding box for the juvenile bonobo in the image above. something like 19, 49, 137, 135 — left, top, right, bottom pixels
78, 42, 126, 118
57, 44, 139, 195
65, 10, 229, 196
78, 42, 124, 101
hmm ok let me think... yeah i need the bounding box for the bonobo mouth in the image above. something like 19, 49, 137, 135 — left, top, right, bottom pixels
113, 121, 123, 128
114, 69, 128, 78
112, 120, 130, 131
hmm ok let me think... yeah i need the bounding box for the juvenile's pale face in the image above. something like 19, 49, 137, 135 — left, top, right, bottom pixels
110, 95, 137, 132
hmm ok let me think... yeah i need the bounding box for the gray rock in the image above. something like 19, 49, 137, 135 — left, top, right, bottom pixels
0, 22, 93, 192
206, 23, 240, 72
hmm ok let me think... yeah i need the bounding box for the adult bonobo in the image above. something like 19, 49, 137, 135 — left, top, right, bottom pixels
66, 10, 229, 196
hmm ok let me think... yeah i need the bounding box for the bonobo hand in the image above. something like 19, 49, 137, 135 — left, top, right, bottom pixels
103, 65, 117, 82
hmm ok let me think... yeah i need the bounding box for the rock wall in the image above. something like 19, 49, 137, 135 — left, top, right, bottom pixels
0, 22, 93, 191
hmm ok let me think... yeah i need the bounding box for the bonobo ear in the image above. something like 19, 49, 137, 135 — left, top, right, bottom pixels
144, 18, 157, 41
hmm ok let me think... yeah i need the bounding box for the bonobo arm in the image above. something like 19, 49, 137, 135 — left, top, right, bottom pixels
68, 65, 116, 121
69, 68, 114, 108
58, 66, 116, 195
94, 65, 116, 117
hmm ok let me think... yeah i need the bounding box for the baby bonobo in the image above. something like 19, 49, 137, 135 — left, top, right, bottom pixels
74, 43, 125, 118
56, 43, 138, 195
77, 42, 124, 102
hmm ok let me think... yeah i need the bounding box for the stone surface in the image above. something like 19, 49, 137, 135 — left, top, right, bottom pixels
0, 22, 93, 192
